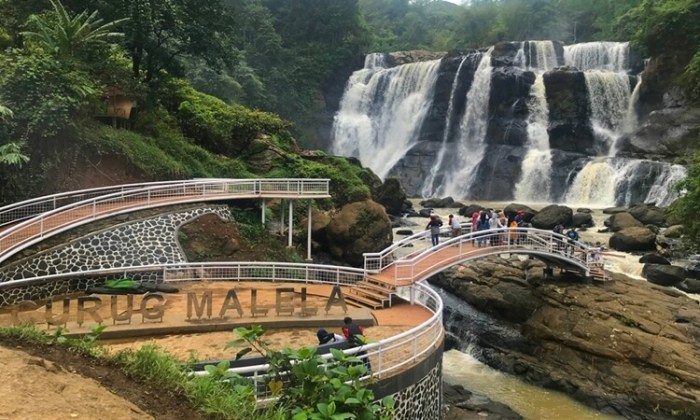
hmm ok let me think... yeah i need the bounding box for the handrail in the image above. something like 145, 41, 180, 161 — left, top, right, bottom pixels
363, 223, 474, 272
386, 228, 596, 286
0, 178, 330, 228
0, 178, 330, 265
0, 262, 444, 403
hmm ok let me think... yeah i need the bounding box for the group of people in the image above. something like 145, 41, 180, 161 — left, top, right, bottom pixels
425, 209, 534, 247
316, 316, 371, 371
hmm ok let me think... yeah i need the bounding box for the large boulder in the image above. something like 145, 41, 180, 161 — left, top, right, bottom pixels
374, 177, 408, 216
642, 264, 686, 287
639, 253, 670, 265
628, 204, 667, 227
606, 212, 644, 232
458, 204, 485, 217
531, 205, 573, 229
677, 278, 700, 294
420, 196, 455, 208
503, 203, 537, 221
609, 227, 656, 252
572, 212, 594, 228
322, 200, 392, 267
663, 225, 684, 238
616, 107, 700, 160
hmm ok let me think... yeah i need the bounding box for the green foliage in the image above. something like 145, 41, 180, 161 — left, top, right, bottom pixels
22, 0, 126, 58
227, 326, 394, 420
0, 142, 29, 167
267, 154, 371, 209
0, 50, 100, 141
669, 149, 700, 246
161, 79, 290, 157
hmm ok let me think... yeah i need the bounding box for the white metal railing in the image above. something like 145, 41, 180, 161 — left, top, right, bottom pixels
191, 281, 443, 402
364, 223, 474, 272
0, 261, 365, 290
366, 227, 600, 286
0, 178, 330, 264
0, 262, 444, 403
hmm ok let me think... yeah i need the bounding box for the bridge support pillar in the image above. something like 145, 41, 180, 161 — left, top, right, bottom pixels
306, 201, 312, 261
288, 200, 293, 247
543, 267, 553, 279
261, 199, 266, 226
280, 200, 285, 236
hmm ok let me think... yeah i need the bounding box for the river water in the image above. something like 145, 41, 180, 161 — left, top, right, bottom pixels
397, 200, 657, 418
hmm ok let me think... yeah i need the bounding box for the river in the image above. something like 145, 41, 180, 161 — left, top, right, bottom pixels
398, 200, 673, 418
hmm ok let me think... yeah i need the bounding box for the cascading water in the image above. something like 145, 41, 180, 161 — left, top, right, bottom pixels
563, 41, 629, 72
331, 56, 441, 179
420, 54, 473, 197
441, 48, 494, 198
329, 40, 684, 208
513, 41, 557, 202
584, 71, 632, 154
515, 75, 553, 202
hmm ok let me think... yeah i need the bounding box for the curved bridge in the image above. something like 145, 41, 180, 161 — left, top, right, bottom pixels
364, 226, 605, 288
0, 178, 329, 264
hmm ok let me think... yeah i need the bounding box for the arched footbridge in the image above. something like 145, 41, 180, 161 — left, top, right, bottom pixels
0, 178, 330, 265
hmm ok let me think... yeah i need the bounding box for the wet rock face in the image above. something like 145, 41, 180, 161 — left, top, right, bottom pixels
430, 257, 700, 419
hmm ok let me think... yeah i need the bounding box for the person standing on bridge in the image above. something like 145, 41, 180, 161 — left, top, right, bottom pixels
426, 215, 443, 246
566, 228, 580, 257
449, 214, 461, 238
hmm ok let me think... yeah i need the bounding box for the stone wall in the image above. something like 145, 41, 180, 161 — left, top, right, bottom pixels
0, 205, 231, 307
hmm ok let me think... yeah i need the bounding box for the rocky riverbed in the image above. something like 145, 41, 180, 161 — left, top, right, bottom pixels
431, 256, 700, 419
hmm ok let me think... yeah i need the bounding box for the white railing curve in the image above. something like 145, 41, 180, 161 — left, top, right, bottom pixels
0, 178, 330, 265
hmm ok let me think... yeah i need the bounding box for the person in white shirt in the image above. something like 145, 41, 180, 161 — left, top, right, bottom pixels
448, 214, 461, 237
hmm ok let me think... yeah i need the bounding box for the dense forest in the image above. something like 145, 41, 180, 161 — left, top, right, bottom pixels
0, 0, 699, 233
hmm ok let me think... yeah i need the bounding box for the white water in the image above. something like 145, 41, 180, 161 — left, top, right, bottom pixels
442, 48, 494, 198
564, 159, 617, 207
516, 75, 552, 201
564, 42, 629, 72
644, 163, 686, 205
421, 55, 472, 197
443, 350, 621, 419
331, 57, 441, 179
585, 71, 632, 155
621, 74, 643, 138
528, 40, 559, 71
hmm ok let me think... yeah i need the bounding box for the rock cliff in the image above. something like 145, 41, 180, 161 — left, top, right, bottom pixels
430, 256, 700, 419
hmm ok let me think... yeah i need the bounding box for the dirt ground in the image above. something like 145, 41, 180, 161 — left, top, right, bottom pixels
0, 280, 432, 419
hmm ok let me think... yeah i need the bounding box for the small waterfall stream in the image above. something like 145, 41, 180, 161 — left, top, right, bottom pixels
442, 48, 494, 198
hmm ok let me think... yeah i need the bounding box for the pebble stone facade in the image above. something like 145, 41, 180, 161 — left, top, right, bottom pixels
388, 362, 443, 420
0, 205, 231, 307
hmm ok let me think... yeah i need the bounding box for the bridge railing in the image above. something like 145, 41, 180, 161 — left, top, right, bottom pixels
364, 223, 473, 272
387, 228, 595, 286
0, 178, 330, 229
0, 178, 330, 265
0, 262, 444, 404
192, 281, 443, 403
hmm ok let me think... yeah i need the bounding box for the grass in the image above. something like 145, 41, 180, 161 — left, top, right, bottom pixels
0, 324, 285, 420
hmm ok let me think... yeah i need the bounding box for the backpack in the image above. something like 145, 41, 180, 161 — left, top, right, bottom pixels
567, 230, 578, 240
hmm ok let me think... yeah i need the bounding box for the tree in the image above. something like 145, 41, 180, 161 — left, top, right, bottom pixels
22, 0, 126, 58
0, 103, 29, 168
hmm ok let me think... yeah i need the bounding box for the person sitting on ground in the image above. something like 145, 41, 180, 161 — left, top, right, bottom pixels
317, 328, 346, 345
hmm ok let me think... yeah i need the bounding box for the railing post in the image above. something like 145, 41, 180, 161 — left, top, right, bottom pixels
147, 190, 151, 205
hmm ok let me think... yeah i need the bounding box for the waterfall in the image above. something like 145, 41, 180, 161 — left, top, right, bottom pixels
331, 57, 441, 179
563, 42, 629, 72
563, 159, 617, 207
441, 48, 494, 198
529, 40, 559, 71
565, 158, 686, 207
515, 75, 552, 202
645, 164, 686, 206
585, 71, 632, 155
621, 74, 643, 137
420, 55, 472, 197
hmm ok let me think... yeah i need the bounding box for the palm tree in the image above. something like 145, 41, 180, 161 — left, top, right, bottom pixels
22, 0, 127, 57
